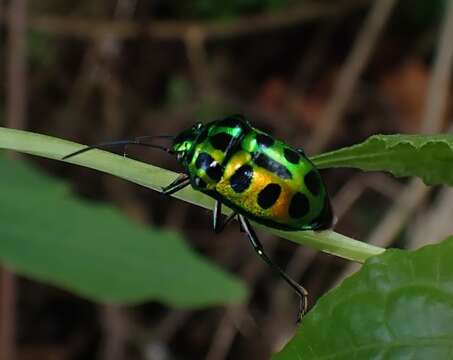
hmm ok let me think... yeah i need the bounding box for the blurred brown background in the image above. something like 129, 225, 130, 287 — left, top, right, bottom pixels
1, 0, 453, 359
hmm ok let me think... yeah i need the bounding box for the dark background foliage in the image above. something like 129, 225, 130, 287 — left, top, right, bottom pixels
1, 0, 452, 359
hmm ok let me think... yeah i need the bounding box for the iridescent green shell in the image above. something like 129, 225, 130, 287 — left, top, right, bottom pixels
172, 115, 333, 231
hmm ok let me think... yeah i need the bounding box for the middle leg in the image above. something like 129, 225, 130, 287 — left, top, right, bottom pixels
212, 200, 237, 234
238, 215, 308, 321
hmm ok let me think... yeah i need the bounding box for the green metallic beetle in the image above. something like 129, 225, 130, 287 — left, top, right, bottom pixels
63, 114, 333, 321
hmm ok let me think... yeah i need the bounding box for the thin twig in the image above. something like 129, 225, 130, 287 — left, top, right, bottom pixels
410, 187, 453, 249
99, 305, 130, 360
421, 0, 453, 133
184, 26, 212, 98
333, 173, 402, 220
0, 270, 16, 360
1, 1, 27, 359
205, 307, 242, 360
366, 180, 430, 248
206, 234, 279, 360
1, 0, 371, 41
307, 0, 397, 153
152, 310, 192, 343
7, 0, 26, 130
334, 178, 430, 285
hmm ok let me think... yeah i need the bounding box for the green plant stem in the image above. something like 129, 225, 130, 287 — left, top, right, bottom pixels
0, 127, 384, 263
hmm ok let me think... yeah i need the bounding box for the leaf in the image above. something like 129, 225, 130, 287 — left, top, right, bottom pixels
0, 154, 246, 307
273, 237, 453, 360
313, 134, 453, 186
0, 127, 384, 263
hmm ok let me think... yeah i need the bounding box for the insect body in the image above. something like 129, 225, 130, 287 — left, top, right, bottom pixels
63, 114, 333, 321
172, 116, 332, 231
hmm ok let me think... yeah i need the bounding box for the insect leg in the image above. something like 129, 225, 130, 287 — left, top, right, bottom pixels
212, 200, 237, 234
296, 148, 306, 156
161, 174, 191, 196
238, 215, 308, 322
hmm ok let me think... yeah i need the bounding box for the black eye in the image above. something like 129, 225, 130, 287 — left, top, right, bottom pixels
193, 122, 203, 131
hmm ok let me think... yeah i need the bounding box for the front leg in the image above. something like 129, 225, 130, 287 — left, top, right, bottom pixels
212, 200, 237, 234
161, 174, 191, 196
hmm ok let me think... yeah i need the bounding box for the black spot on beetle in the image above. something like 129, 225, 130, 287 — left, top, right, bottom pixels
207, 163, 224, 181
210, 132, 233, 152
289, 192, 310, 218
256, 133, 274, 148
305, 170, 321, 196
257, 183, 281, 209
195, 152, 214, 170
252, 152, 292, 180
230, 165, 253, 193
284, 148, 300, 164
